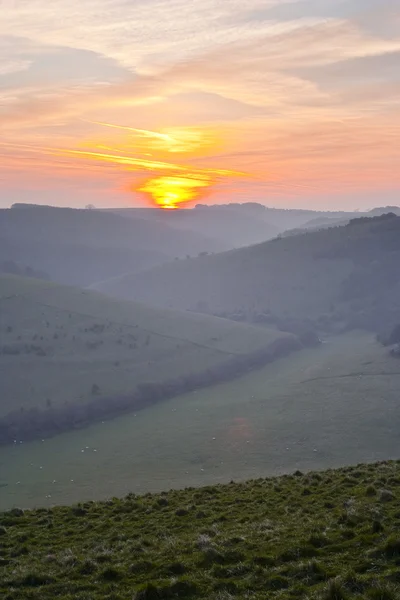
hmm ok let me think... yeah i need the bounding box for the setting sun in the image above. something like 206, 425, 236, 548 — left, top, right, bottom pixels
138, 174, 211, 209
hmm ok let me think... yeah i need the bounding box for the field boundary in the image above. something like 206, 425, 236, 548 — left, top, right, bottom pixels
0, 336, 302, 446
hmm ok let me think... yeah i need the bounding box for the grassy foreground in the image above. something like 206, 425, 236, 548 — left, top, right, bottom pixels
2, 461, 400, 600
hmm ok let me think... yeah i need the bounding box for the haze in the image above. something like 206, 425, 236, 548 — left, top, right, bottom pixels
1, 0, 400, 210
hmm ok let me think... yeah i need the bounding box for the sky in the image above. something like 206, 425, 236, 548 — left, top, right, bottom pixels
1, 0, 399, 210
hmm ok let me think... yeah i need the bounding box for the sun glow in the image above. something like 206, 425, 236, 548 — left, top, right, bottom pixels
13, 120, 245, 209
138, 174, 212, 210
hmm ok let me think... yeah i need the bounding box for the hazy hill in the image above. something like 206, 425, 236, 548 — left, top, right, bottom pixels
108, 203, 366, 247
0, 274, 298, 443
96, 214, 400, 333
0, 205, 227, 286
2, 460, 400, 600
109, 203, 280, 248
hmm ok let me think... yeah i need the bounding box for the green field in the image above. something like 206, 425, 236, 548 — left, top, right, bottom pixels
1, 331, 399, 511
0, 274, 290, 420
2, 460, 400, 600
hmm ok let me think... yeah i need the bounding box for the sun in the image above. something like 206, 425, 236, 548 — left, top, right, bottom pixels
138, 174, 212, 210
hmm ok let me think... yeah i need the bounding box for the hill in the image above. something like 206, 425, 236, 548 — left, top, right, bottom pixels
97, 214, 400, 334
0, 274, 298, 443
0, 205, 227, 287
2, 329, 400, 510
2, 460, 400, 600
108, 203, 368, 248
109, 203, 280, 248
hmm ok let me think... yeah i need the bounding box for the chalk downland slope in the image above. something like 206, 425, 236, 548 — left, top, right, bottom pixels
0, 275, 298, 442
2, 461, 400, 599
96, 214, 400, 332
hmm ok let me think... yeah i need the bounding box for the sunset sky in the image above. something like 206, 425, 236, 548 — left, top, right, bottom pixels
1, 0, 399, 210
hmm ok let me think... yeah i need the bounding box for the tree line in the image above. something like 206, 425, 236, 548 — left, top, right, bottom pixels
0, 336, 301, 445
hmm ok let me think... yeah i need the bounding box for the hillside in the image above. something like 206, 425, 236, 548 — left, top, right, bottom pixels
0, 205, 227, 287
97, 214, 400, 334
108, 203, 368, 248
0, 274, 298, 443
110, 204, 280, 248
2, 461, 400, 600
2, 330, 400, 510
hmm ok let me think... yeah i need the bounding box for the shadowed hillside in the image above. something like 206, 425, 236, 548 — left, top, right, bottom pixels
108, 202, 366, 248
0, 205, 227, 287
97, 214, 400, 334
110, 203, 280, 248
0, 274, 299, 443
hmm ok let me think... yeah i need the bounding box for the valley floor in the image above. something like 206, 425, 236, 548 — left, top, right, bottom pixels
1, 331, 399, 511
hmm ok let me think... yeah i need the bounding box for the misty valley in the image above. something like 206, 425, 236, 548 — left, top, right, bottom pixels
1, 203, 400, 600
1, 204, 400, 510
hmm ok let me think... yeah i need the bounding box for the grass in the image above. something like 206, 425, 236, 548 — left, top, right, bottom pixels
0, 274, 289, 418
1, 330, 400, 511
2, 460, 400, 599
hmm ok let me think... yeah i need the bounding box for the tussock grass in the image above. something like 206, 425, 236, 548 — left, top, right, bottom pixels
2, 461, 400, 599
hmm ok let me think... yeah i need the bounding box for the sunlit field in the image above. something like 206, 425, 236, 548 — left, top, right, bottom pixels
1, 331, 399, 511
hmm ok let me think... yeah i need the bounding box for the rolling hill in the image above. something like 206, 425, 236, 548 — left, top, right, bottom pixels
2, 460, 400, 600
0, 204, 227, 287
108, 203, 372, 248
0, 274, 299, 443
109, 203, 280, 248
2, 329, 400, 510
96, 214, 400, 334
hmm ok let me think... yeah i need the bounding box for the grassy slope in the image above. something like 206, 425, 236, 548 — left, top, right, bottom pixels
97, 215, 400, 326
0, 274, 291, 417
2, 461, 400, 600
2, 331, 400, 511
